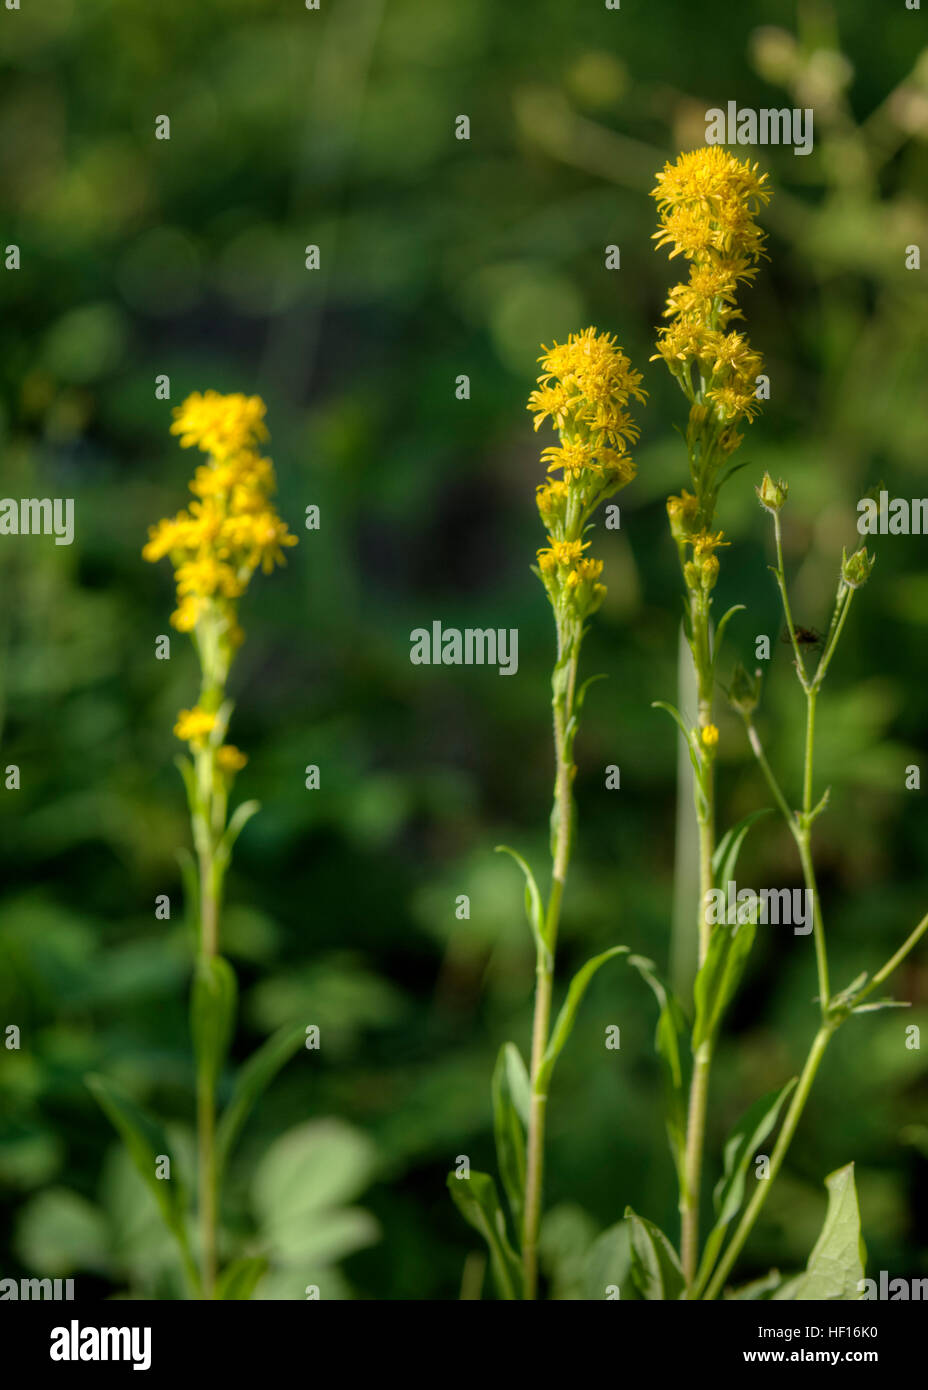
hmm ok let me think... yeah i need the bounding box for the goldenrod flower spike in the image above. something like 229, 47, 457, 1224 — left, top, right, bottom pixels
141, 389, 295, 1300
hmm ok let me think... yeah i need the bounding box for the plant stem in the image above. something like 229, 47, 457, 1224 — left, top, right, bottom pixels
703, 1021, 836, 1300
522, 637, 577, 1300
681, 592, 716, 1289
194, 740, 222, 1300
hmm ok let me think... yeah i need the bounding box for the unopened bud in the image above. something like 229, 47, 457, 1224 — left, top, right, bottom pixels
756, 472, 788, 513
841, 545, 875, 590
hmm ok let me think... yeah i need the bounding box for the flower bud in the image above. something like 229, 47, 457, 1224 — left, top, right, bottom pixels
841, 545, 875, 590
755, 472, 788, 513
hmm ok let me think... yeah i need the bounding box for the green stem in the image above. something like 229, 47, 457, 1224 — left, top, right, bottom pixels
681, 589, 716, 1289
195, 744, 221, 1300
522, 638, 577, 1301
703, 1022, 836, 1300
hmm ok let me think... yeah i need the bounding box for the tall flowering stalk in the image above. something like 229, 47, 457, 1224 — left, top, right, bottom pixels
650, 147, 771, 1288
448, 329, 645, 1300
620, 151, 928, 1302
142, 391, 296, 1297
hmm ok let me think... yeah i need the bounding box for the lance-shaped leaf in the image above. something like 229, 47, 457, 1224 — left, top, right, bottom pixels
713, 808, 771, 893
85, 1074, 192, 1264
495, 845, 549, 963
628, 955, 691, 1189
191, 955, 238, 1095
217, 799, 261, 867
624, 1207, 685, 1301
216, 1019, 306, 1178
692, 914, 756, 1051
695, 1078, 797, 1293
491, 1042, 530, 1232
216, 1256, 269, 1301
536, 946, 628, 1093
446, 1171, 522, 1301
773, 1163, 866, 1301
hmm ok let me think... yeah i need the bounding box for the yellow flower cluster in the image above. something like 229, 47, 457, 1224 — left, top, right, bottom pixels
143, 391, 297, 638
652, 148, 770, 433
527, 328, 645, 621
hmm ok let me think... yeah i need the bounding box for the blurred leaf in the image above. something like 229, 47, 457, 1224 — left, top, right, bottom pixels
446, 1170, 522, 1301
773, 1164, 866, 1301
14, 1187, 109, 1275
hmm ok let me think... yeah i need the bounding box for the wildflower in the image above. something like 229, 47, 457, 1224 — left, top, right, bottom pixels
144, 393, 297, 658
701, 723, 719, 748
174, 706, 216, 745
528, 328, 646, 620
217, 745, 248, 774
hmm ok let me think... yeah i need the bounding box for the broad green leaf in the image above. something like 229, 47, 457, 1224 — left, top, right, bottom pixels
773, 1164, 866, 1301
252, 1119, 376, 1229
695, 1079, 797, 1293
216, 1019, 305, 1177
582, 1220, 640, 1300
191, 955, 238, 1093
495, 845, 548, 961
692, 915, 756, 1051
262, 1206, 380, 1265
628, 955, 691, 1188
85, 1074, 189, 1249
14, 1188, 109, 1275
713, 809, 772, 892
446, 1171, 522, 1301
537, 946, 628, 1092
491, 1042, 529, 1231
624, 1207, 685, 1301
216, 1256, 268, 1301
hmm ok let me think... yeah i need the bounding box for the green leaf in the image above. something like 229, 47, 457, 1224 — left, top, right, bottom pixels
713, 809, 772, 892
216, 1256, 268, 1301
218, 799, 261, 865
216, 1020, 305, 1178
85, 1074, 189, 1251
695, 1079, 797, 1294
725, 1269, 783, 1300
628, 955, 691, 1189
495, 845, 549, 962
624, 1208, 685, 1301
176, 846, 200, 943
692, 915, 756, 1051
712, 604, 746, 665
446, 1171, 522, 1301
652, 701, 701, 781
582, 1220, 640, 1300
252, 1119, 376, 1230
773, 1163, 866, 1301
537, 946, 628, 1092
491, 1043, 530, 1231
191, 955, 238, 1094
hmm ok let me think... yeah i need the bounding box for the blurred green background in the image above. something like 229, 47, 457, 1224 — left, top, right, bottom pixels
1, 0, 927, 1299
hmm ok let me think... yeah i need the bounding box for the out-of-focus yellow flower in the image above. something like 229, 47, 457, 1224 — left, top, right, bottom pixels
174, 706, 217, 745
217, 745, 248, 774
144, 391, 297, 645
701, 723, 719, 748
170, 391, 268, 459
